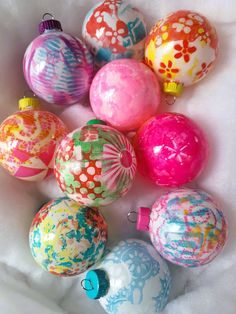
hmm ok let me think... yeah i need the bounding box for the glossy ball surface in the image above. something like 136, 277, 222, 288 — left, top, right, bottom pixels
54, 123, 137, 206
145, 10, 218, 88
82, 0, 147, 66
0, 110, 68, 181
134, 113, 208, 186
90, 59, 161, 131
149, 189, 227, 267
29, 197, 107, 276
23, 31, 94, 106
98, 239, 171, 313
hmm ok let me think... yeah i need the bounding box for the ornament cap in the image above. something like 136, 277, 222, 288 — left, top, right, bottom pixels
39, 13, 63, 34
87, 119, 107, 126
18, 97, 40, 111
83, 269, 110, 299
163, 81, 184, 97
137, 207, 151, 231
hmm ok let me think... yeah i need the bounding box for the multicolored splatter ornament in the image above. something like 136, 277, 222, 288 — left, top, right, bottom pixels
82, 0, 147, 66
54, 120, 137, 207
29, 197, 107, 276
90, 59, 161, 131
145, 10, 218, 96
137, 189, 227, 267
133, 113, 208, 187
0, 96, 68, 181
83, 239, 171, 313
23, 14, 94, 106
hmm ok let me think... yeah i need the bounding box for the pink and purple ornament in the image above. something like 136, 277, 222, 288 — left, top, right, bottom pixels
133, 112, 208, 187
54, 119, 137, 206
137, 188, 227, 267
23, 14, 94, 106
90, 59, 161, 131
82, 0, 147, 66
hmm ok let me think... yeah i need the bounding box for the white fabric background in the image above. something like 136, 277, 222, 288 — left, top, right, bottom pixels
0, 0, 235, 313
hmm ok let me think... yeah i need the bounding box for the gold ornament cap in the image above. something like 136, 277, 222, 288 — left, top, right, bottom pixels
163, 81, 184, 97
18, 97, 40, 111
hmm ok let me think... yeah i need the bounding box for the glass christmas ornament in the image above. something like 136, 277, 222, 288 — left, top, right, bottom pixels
23, 13, 94, 106
136, 188, 227, 267
82, 0, 147, 66
0, 96, 68, 181
133, 112, 208, 187
90, 59, 161, 131
54, 119, 137, 206
145, 10, 218, 97
29, 197, 107, 276
82, 239, 171, 313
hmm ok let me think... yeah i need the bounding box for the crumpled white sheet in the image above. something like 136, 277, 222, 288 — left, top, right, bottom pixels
0, 0, 235, 313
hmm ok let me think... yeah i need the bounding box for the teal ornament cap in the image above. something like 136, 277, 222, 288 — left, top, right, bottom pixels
84, 269, 110, 299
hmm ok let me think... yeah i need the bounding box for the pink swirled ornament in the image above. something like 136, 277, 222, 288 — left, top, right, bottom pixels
90, 59, 161, 131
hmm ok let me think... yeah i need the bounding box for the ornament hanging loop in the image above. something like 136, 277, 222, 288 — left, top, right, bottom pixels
127, 210, 138, 223
81, 279, 94, 291
165, 94, 176, 106
23, 90, 36, 98
42, 13, 54, 21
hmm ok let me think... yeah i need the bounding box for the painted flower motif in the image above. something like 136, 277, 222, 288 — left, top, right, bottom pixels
174, 40, 197, 62
155, 36, 162, 46
145, 57, 153, 68
94, 11, 103, 23
196, 62, 213, 79
105, 27, 125, 44
101, 133, 136, 192
158, 60, 179, 79
172, 18, 193, 34
80, 128, 99, 142
199, 31, 210, 44
125, 249, 151, 277
188, 13, 204, 24
104, 0, 121, 10
160, 25, 168, 39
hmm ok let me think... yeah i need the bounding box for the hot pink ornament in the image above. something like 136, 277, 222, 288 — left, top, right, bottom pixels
133, 113, 208, 187
90, 59, 161, 131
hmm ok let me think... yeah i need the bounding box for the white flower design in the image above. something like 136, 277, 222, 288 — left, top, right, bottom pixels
188, 13, 204, 24
172, 18, 193, 34
94, 11, 103, 23
101, 133, 137, 192
105, 28, 125, 44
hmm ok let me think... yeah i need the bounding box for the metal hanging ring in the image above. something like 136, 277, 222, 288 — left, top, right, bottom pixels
42, 13, 54, 21
127, 210, 138, 223
81, 279, 94, 291
165, 94, 176, 106
101, 229, 107, 237
23, 90, 36, 98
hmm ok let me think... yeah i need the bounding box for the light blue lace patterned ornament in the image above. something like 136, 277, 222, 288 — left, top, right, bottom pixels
84, 239, 171, 314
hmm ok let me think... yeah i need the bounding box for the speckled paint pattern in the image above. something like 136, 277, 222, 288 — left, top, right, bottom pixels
29, 197, 107, 276
149, 188, 227, 267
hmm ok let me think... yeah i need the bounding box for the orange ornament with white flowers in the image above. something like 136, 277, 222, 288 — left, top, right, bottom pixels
145, 10, 218, 97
